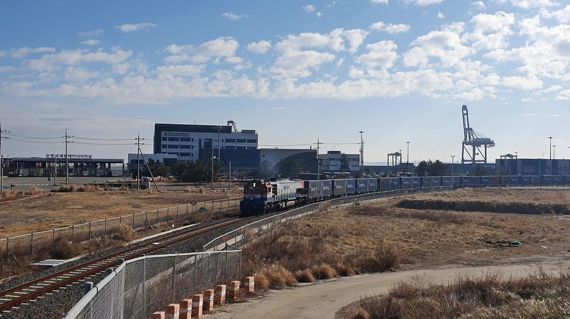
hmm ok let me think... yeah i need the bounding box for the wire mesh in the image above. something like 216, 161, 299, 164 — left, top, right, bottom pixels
65, 251, 242, 319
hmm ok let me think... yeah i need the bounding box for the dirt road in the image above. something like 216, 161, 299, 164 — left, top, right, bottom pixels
208, 258, 570, 319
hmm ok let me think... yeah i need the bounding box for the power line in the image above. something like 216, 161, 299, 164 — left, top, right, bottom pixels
4, 137, 64, 144
73, 141, 136, 146
73, 136, 138, 141
4, 132, 63, 140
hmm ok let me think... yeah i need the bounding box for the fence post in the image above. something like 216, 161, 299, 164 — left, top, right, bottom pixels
132, 213, 135, 229
172, 255, 177, 302
72, 225, 75, 241
143, 257, 147, 318
166, 208, 170, 225
52, 228, 55, 240
156, 209, 159, 226
176, 205, 179, 225
30, 232, 34, 255
6, 237, 9, 257
89, 221, 92, 240
119, 215, 122, 226
104, 218, 107, 236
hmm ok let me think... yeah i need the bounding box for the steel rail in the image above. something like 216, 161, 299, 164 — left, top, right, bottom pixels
0, 217, 244, 313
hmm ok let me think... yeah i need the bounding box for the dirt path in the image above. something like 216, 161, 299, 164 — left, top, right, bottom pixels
207, 257, 570, 319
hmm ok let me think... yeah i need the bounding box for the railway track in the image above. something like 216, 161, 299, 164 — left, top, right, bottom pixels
0, 217, 244, 315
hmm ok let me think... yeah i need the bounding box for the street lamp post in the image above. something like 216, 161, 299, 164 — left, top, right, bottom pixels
549, 136, 553, 160
553, 145, 556, 160
406, 141, 410, 175
359, 131, 364, 177
451, 155, 455, 187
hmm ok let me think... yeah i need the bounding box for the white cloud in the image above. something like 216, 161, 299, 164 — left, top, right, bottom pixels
27, 49, 133, 71
303, 4, 317, 12
271, 50, 336, 79
356, 41, 399, 71
222, 12, 246, 21
78, 29, 103, 37
276, 28, 368, 54
503, 74, 543, 90
156, 64, 205, 78
116, 23, 158, 33
437, 11, 445, 19
247, 41, 272, 54
164, 37, 244, 66
369, 21, 411, 34
465, 11, 515, 51
81, 39, 100, 46
404, 23, 475, 68
2, 47, 56, 58
371, 0, 389, 4
542, 5, 570, 23
509, 0, 555, 9
402, 0, 444, 6
471, 1, 487, 10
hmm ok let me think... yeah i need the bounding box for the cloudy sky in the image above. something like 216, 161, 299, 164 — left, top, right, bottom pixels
1, 0, 569, 163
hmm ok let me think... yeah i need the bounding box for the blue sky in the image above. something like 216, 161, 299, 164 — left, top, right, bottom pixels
1, 0, 569, 163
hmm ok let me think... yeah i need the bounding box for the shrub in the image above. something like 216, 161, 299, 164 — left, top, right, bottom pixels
254, 274, 271, 290
295, 269, 316, 283
311, 263, 338, 280
49, 237, 80, 259
262, 265, 297, 289
115, 224, 135, 242
357, 243, 400, 273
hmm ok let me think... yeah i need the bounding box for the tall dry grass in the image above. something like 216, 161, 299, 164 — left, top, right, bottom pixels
354, 270, 570, 319
242, 222, 399, 285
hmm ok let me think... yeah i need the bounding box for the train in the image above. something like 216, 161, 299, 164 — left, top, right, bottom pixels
239, 175, 570, 217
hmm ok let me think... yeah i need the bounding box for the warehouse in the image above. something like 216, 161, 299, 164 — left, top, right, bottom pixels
3, 156, 124, 177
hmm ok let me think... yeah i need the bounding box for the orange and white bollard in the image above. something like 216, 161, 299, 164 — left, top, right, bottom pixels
166, 303, 180, 319
203, 289, 214, 313
243, 276, 255, 293
151, 311, 165, 319
191, 294, 203, 318
179, 299, 192, 319
228, 281, 240, 301
214, 284, 226, 304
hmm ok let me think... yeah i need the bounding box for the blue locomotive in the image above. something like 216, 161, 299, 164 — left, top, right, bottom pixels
239, 175, 570, 217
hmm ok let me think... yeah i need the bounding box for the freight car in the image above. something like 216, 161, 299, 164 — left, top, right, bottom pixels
239, 175, 570, 216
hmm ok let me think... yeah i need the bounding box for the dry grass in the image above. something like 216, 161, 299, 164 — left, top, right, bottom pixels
397, 199, 570, 215
243, 189, 570, 285
261, 265, 298, 289
0, 188, 240, 237
354, 270, 570, 319
48, 237, 80, 259
295, 269, 317, 283
114, 224, 136, 242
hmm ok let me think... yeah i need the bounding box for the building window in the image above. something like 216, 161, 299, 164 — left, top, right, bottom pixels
168, 145, 179, 149
168, 137, 180, 142
180, 138, 192, 142
162, 137, 167, 141
246, 139, 257, 143
225, 138, 236, 143
236, 139, 246, 143
180, 145, 192, 149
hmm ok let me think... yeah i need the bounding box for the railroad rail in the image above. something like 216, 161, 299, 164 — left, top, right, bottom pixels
0, 217, 244, 315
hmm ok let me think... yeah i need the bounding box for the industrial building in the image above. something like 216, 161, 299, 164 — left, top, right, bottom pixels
496, 158, 570, 176
3, 156, 124, 177
152, 121, 259, 169
259, 148, 317, 175
318, 151, 360, 173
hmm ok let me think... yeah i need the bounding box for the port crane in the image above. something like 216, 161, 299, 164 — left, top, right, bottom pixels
461, 105, 495, 164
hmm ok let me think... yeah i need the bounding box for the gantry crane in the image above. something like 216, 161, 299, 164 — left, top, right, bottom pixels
461, 105, 495, 164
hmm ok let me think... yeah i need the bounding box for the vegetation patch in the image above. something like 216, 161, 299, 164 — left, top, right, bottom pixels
396, 199, 570, 215
353, 270, 570, 319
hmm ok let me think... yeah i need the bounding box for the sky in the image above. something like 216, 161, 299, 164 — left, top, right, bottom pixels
0, 0, 569, 164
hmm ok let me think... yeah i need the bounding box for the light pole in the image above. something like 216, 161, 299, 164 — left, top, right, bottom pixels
359, 131, 364, 177
553, 145, 556, 160
406, 141, 410, 175
549, 136, 553, 160
451, 155, 455, 187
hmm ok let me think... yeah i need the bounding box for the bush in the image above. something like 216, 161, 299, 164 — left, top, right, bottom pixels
49, 237, 80, 259
311, 263, 338, 280
357, 243, 400, 273
114, 224, 135, 242
262, 265, 297, 289
295, 269, 316, 283
254, 274, 271, 290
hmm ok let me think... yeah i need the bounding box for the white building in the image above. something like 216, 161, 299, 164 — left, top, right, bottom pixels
319, 151, 360, 173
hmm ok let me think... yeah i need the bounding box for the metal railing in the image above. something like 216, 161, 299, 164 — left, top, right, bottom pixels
65, 250, 242, 319
0, 197, 241, 258
204, 187, 451, 251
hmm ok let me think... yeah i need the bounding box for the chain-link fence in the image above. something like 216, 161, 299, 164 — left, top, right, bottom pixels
204, 187, 451, 251
65, 250, 242, 319
0, 198, 241, 259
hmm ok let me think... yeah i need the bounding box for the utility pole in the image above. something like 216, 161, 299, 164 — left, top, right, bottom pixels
359, 131, 364, 177
451, 155, 455, 187
65, 129, 69, 187
316, 137, 322, 180
0, 123, 5, 193
549, 136, 553, 160
406, 141, 410, 174
136, 133, 143, 190
211, 146, 215, 190
553, 145, 556, 160
228, 161, 232, 189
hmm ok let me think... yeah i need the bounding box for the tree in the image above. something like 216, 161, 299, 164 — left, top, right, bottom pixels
171, 160, 221, 182
416, 160, 447, 176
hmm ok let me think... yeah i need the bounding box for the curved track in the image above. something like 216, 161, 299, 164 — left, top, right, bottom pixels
0, 217, 243, 314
